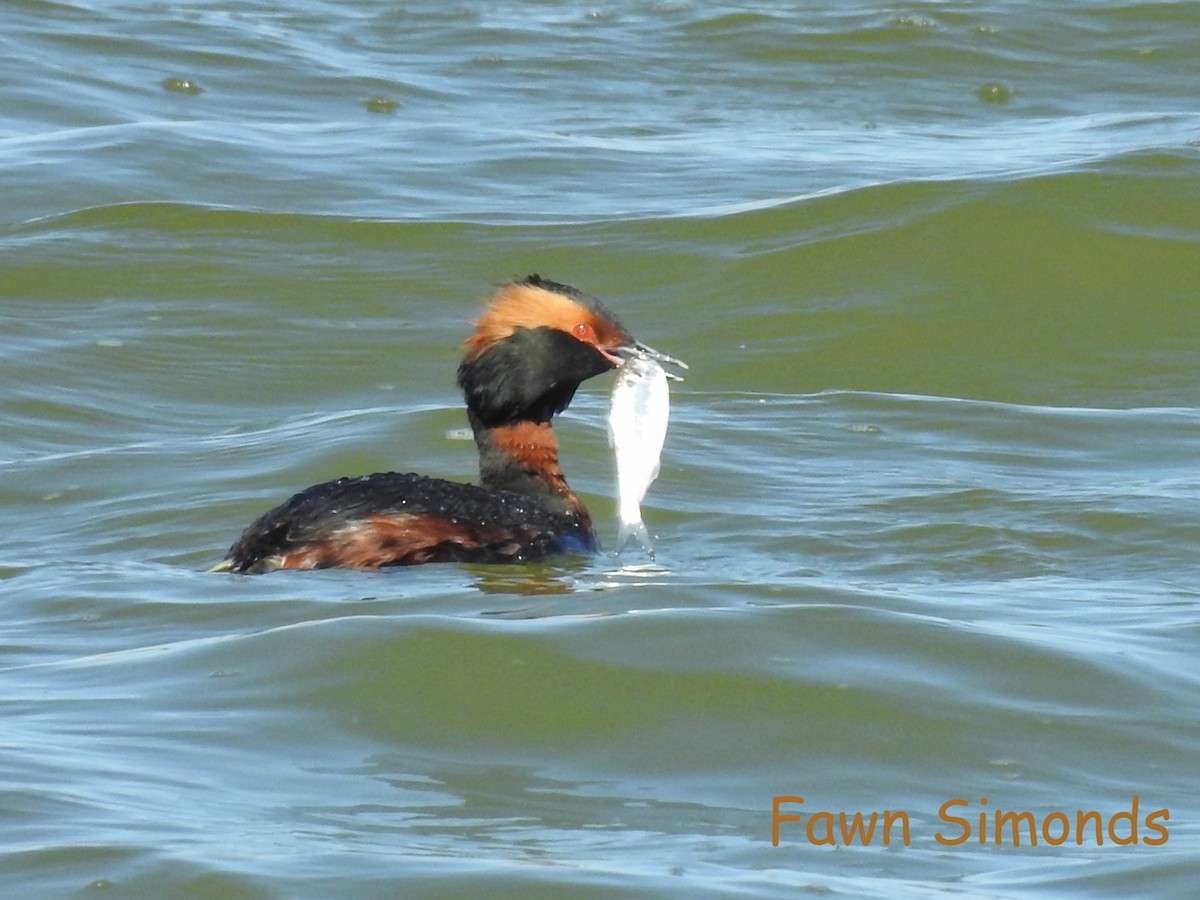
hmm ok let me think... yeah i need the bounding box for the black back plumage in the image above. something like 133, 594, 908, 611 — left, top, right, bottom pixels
223, 472, 594, 573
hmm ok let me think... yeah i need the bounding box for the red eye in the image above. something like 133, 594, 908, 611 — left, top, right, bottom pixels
572, 322, 596, 342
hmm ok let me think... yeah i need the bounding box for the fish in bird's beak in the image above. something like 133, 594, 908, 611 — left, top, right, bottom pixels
606, 339, 686, 560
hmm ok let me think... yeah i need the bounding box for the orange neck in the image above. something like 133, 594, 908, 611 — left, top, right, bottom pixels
473, 419, 589, 521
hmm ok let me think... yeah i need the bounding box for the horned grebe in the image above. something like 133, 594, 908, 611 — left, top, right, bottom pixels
213, 275, 682, 573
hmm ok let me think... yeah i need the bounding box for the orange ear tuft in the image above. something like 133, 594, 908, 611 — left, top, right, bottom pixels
462, 281, 627, 360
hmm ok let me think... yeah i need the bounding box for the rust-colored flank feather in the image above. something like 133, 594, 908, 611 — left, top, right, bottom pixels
274, 513, 509, 570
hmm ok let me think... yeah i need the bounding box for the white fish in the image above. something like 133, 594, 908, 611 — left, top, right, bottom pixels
607, 352, 672, 559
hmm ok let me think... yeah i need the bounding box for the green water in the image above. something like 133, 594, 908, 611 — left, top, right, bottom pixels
3, 2, 1199, 897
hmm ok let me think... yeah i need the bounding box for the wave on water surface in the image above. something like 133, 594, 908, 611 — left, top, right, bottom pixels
3, 1, 1200, 897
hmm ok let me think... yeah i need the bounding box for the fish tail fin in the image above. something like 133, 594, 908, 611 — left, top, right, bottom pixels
616, 519, 654, 561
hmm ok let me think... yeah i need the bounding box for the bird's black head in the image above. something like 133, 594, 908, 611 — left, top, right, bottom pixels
457, 276, 633, 429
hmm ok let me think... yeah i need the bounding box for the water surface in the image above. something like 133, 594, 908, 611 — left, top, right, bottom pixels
3, 2, 1199, 897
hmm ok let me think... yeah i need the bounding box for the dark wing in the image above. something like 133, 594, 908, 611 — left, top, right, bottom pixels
218, 472, 588, 573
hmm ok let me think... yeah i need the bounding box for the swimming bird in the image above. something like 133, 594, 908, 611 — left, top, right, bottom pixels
213, 275, 683, 573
